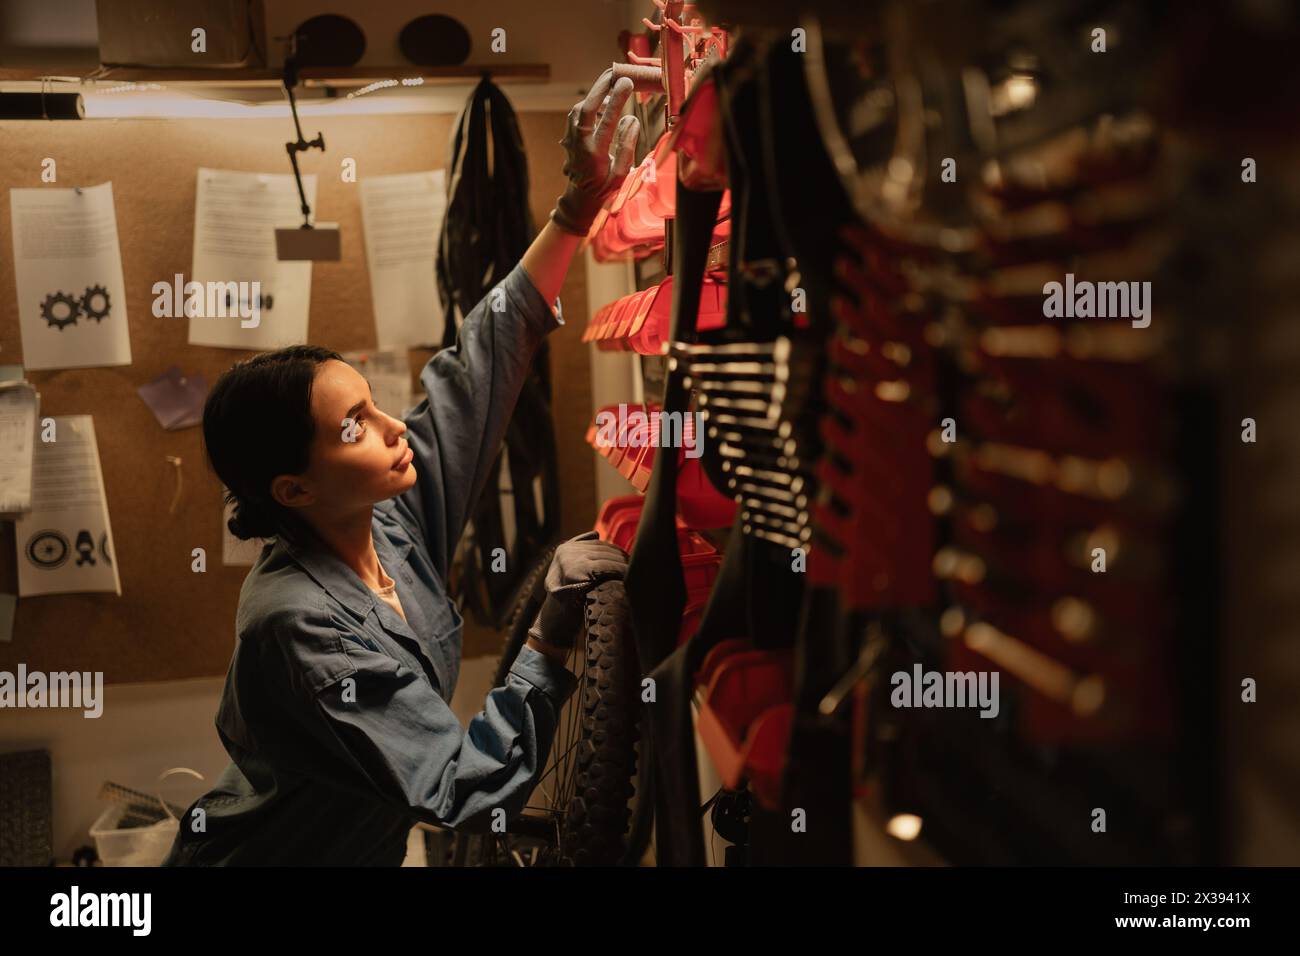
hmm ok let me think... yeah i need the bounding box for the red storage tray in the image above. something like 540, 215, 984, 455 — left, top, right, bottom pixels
695, 641, 795, 809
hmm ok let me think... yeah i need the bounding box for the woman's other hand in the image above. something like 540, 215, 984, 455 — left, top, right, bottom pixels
526, 531, 629, 650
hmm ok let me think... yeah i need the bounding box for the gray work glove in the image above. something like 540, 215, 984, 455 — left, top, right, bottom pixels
550, 68, 641, 236
527, 531, 629, 648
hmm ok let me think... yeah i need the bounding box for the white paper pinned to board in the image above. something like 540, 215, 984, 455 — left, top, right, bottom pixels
188, 168, 316, 351
9, 183, 132, 370
359, 170, 447, 348
14, 415, 121, 597
0, 379, 39, 518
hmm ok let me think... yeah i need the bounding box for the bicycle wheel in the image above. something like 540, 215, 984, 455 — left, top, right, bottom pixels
451, 557, 641, 866
554, 580, 640, 864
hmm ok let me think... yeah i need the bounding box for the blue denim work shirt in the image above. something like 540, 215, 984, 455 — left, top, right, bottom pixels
163, 262, 577, 866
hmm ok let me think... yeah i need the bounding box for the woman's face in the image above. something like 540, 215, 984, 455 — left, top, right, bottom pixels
274, 359, 418, 517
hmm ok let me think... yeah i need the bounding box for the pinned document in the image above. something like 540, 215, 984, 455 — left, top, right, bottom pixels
360, 170, 447, 348
15, 416, 121, 597
0, 379, 38, 518
9, 183, 132, 371
188, 168, 315, 350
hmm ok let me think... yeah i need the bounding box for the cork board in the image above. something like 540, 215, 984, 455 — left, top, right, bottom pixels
0, 109, 596, 683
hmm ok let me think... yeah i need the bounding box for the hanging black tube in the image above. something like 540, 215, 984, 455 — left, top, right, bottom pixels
0, 92, 84, 120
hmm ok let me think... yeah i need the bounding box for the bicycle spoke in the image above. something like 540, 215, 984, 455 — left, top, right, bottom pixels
557, 670, 587, 810
557, 657, 587, 812
537, 761, 558, 811
539, 712, 569, 810
531, 645, 585, 820
533, 734, 583, 789
538, 675, 576, 811
555, 697, 575, 809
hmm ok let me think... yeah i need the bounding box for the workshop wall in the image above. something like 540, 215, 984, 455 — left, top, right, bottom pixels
0, 109, 597, 682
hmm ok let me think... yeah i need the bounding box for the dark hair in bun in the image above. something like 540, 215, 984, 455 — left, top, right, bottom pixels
203, 345, 343, 541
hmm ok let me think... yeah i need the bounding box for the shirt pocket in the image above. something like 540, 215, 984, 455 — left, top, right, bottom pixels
427, 596, 465, 696
325, 606, 402, 678
276, 628, 358, 699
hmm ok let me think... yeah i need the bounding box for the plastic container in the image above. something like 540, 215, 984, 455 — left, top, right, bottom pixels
89, 803, 178, 867
694, 641, 795, 809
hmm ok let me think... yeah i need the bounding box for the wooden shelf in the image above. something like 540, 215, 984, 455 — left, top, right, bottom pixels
0, 64, 550, 89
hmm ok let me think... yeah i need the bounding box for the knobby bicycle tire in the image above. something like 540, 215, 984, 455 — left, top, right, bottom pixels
558, 579, 640, 865
457, 550, 641, 866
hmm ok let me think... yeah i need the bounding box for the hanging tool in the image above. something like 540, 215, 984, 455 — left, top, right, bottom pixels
274, 37, 341, 261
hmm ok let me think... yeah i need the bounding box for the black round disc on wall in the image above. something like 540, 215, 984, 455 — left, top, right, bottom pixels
292, 15, 367, 67
399, 15, 472, 66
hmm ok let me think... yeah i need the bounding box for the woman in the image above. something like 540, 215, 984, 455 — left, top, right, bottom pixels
164, 69, 639, 866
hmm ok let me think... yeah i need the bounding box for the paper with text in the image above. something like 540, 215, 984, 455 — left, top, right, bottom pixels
360, 170, 447, 348
15, 416, 121, 597
0, 380, 39, 517
188, 168, 316, 350
10, 183, 132, 370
